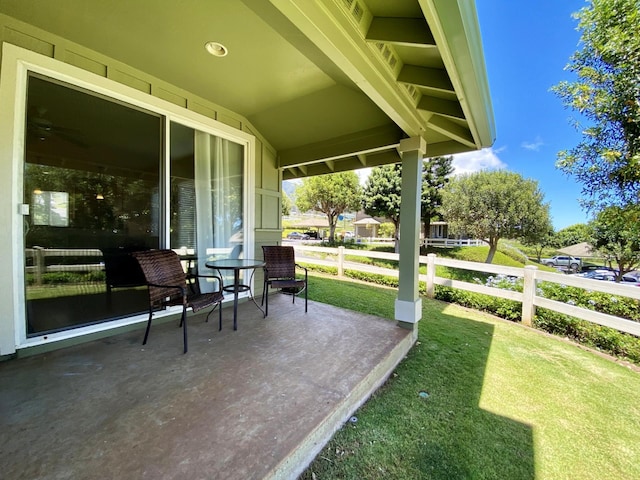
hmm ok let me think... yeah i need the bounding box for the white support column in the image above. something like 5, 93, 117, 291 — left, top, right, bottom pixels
394, 137, 426, 333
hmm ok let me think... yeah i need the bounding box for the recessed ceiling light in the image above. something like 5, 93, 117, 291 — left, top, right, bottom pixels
204, 41, 228, 57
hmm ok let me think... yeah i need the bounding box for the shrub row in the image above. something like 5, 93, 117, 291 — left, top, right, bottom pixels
26, 271, 106, 286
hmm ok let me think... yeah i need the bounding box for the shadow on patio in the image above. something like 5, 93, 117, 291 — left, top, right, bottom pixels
0, 294, 414, 480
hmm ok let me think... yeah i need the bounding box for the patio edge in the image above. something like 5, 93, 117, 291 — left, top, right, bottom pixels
267, 326, 417, 479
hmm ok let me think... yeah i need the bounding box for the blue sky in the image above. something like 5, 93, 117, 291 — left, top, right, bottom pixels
467, 0, 590, 230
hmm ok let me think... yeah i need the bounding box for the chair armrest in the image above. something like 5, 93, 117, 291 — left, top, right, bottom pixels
295, 264, 308, 281
193, 273, 224, 292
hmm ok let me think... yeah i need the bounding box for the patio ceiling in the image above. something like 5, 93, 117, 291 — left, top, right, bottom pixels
0, 0, 495, 179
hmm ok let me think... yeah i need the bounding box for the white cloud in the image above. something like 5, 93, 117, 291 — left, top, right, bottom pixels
451, 147, 507, 175
521, 136, 544, 151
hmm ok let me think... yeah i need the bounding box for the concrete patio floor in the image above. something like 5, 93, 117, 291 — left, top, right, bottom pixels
0, 294, 414, 480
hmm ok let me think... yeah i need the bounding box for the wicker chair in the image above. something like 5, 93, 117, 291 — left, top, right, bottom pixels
132, 249, 224, 353
261, 245, 307, 317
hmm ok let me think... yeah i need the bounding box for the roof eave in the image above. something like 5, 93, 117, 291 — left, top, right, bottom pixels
420, 0, 496, 150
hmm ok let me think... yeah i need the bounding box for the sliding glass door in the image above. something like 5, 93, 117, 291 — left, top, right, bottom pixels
23, 74, 245, 337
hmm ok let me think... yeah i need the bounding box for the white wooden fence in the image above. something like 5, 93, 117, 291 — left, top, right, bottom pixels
293, 245, 640, 337
23, 245, 640, 337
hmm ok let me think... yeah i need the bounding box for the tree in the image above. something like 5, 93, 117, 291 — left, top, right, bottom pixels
295, 172, 362, 242
552, 0, 640, 208
589, 204, 640, 279
554, 223, 591, 248
523, 225, 556, 263
281, 191, 292, 216
362, 164, 402, 252
440, 170, 552, 263
421, 156, 454, 240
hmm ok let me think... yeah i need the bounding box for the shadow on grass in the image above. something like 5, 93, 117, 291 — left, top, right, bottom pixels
304, 277, 535, 479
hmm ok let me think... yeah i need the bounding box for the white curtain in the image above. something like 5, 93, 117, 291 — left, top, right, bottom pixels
194, 131, 241, 291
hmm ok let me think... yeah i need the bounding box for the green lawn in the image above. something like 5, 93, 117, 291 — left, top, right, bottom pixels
302, 275, 640, 480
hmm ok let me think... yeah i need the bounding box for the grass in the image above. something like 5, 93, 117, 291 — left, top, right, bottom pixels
302, 274, 640, 480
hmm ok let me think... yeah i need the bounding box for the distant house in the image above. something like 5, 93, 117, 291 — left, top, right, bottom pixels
353, 216, 382, 238
428, 221, 449, 239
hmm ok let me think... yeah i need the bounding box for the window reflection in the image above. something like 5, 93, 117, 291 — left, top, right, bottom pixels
24, 74, 161, 335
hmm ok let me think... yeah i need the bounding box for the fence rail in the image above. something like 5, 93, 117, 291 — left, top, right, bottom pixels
421, 238, 485, 247
292, 245, 640, 337
354, 237, 484, 247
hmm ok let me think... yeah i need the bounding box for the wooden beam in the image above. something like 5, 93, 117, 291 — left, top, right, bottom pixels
397, 65, 454, 93
281, 149, 403, 180
366, 17, 436, 47
425, 140, 472, 157
417, 96, 465, 120
428, 115, 476, 148
278, 124, 402, 167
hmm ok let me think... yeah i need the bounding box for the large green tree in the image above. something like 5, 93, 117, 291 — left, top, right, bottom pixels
553, 0, 640, 207
362, 164, 402, 251
421, 156, 454, 240
554, 223, 591, 248
589, 204, 640, 279
440, 170, 552, 263
295, 172, 362, 242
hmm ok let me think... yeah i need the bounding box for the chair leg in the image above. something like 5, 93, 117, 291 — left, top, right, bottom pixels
182, 307, 188, 354
265, 286, 269, 317
305, 283, 308, 313
219, 301, 223, 331
142, 309, 153, 345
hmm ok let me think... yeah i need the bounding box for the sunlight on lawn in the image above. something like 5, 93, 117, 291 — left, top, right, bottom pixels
474, 305, 640, 480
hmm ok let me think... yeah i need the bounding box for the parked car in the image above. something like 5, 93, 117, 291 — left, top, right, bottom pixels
580, 271, 616, 281
575, 268, 616, 278
303, 230, 318, 239
621, 274, 640, 286
580, 265, 616, 273
541, 255, 582, 270
286, 231, 309, 240
576, 271, 640, 286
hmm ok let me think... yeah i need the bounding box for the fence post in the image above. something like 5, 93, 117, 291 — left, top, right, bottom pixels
34, 246, 44, 286
337, 246, 344, 277
426, 253, 436, 298
522, 265, 537, 326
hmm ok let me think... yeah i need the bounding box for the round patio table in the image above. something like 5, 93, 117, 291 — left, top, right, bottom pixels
205, 258, 265, 330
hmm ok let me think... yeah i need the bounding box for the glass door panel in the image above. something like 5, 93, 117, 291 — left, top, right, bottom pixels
24, 74, 162, 336
169, 121, 244, 290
